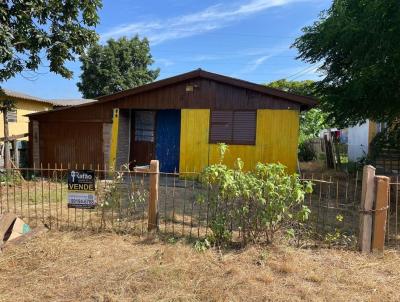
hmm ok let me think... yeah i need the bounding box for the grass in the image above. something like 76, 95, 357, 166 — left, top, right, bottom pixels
1, 231, 400, 301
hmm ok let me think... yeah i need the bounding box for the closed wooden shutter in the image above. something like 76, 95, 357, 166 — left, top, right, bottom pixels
210, 110, 256, 145
210, 111, 233, 143
232, 111, 256, 144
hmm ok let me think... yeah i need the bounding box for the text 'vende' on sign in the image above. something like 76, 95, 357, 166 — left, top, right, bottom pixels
67, 170, 96, 209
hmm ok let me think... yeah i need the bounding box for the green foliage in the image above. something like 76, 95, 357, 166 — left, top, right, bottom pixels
323, 214, 355, 248
101, 164, 148, 212
0, 99, 15, 112
267, 79, 316, 97
193, 238, 211, 252
77, 36, 160, 98
299, 108, 329, 143
0, 170, 21, 184
199, 145, 312, 246
167, 237, 178, 245
0, 0, 101, 82
369, 121, 400, 160
294, 0, 400, 127
267, 80, 329, 143
298, 140, 317, 162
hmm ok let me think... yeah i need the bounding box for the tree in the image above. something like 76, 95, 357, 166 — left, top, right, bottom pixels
0, 0, 101, 82
0, 99, 15, 169
268, 79, 315, 97
293, 0, 400, 128
267, 79, 330, 143
77, 36, 160, 98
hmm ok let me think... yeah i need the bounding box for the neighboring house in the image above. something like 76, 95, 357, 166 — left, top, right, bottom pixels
27, 69, 316, 173
0, 88, 95, 167
345, 120, 383, 162
318, 121, 383, 167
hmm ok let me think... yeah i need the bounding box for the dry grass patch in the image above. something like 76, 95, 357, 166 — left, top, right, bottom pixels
1, 232, 400, 301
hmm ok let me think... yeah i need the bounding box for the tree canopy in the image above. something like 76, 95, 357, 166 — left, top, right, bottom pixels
0, 0, 101, 82
267, 79, 330, 143
77, 36, 160, 98
293, 0, 400, 128
268, 79, 316, 97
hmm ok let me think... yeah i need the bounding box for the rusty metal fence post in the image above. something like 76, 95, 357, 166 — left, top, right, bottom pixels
148, 160, 159, 231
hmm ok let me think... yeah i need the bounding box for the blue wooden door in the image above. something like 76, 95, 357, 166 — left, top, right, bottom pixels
156, 110, 181, 173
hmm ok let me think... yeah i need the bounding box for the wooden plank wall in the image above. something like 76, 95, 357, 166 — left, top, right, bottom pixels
29, 77, 304, 169
30, 79, 301, 124
179, 109, 299, 173
38, 122, 104, 168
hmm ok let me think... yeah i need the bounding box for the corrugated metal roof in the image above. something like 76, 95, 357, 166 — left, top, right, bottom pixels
0, 88, 95, 106
1, 88, 48, 103
50, 99, 96, 106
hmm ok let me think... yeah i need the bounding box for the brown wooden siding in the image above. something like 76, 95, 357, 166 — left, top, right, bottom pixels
30, 78, 300, 124
38, 121, 104, 168
28, 74, 305, 168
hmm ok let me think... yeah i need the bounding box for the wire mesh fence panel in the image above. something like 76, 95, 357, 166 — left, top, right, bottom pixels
0, 166, 363, 245
0, 167, 150, 235
387, 176, 400, 249
301, 173, 361, 242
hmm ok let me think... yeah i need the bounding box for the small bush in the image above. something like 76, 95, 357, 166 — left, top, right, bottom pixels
298, 140, 317, 162
198, 144, 312, 246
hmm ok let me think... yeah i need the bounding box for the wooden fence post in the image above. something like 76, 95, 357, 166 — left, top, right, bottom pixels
359, 165, 376, 253
372, 176, 390, 254
148, 160, 159, 232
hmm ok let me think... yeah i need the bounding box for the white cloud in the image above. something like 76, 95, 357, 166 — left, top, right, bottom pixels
156, 58, 175, 67
101, 0, 312, 45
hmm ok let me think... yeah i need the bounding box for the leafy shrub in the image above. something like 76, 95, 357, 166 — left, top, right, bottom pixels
101, 164, 147, 212
298, 140, 317, 162
369, 120, 400, 161
198, 144, 312, 246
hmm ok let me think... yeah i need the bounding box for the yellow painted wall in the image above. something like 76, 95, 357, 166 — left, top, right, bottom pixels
109, 108, 120, 170
179, 109, 300, 173
368, 120, 378, 144
0, 98, 51, 139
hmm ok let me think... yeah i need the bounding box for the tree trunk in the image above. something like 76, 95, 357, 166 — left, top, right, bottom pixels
3, 108, 11, 170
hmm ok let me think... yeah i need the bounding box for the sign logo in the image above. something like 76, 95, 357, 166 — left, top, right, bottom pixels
67, 170, 96, 209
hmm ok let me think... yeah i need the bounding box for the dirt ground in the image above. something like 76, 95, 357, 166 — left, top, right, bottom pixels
1, 232, 400, 302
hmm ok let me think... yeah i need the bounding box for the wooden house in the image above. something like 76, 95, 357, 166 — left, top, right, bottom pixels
27, 70, 317, 173
0, 88, 94, 167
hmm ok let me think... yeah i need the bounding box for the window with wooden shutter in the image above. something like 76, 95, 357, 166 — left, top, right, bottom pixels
209, 110, 256, 145
6, 109, 17, 123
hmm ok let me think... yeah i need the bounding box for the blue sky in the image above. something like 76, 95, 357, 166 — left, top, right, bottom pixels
4, 0, 331, 99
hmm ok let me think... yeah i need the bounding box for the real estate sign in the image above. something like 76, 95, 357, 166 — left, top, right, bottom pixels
67, 170, 96, 209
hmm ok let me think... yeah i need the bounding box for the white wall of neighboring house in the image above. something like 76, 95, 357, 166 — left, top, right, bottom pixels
347, 121, 370, 162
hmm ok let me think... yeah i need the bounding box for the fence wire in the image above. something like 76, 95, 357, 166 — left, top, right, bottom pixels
0, 167, 362, 243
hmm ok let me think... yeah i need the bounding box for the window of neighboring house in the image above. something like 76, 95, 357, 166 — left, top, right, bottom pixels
6, 109, 17, 123
209, 110, 257, 145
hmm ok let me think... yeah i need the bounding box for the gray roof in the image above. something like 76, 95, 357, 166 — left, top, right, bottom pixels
1, 88, 95, 107
50, 99, 96, 106
1, 88, 47, 103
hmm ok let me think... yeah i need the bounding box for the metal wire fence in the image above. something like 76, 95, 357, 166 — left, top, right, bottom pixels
0, 166, 362, 243
387, 176, 400, 248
